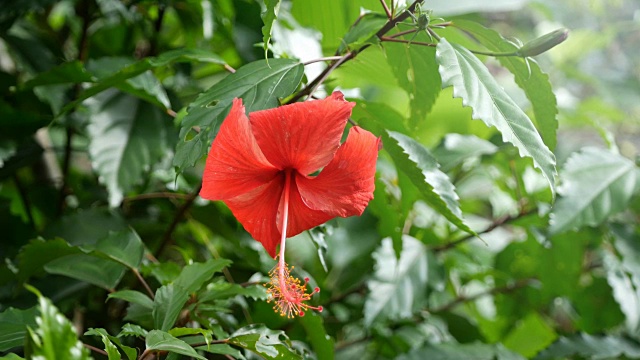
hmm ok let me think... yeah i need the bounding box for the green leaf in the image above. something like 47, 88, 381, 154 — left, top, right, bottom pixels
338, 12, 387, 54
436, 38, 557, 197
145, 330, 206, 360
173, 58, 304, 172
16, 238, 80, 283
386, 43, 442, 129
260, 0, 281, 56
152, 284, 190, 331
22, 60, 94, 89
84, 328, 122, 360
118, 323, 148, 338
503, 312, 557, 357
85, 328, 137, 360
364, 235, 429, 326
173, 258, 232, 294
399, 342, 525, 360
24, 286, 91, 360
452, 20, 559, 150
535, 334, 640, 360
550, 147, 638, 234
431, 133, 498, 172
0, 307, 37, 352
86, 90, 171, 207
58, 48, 225, 116
108, 290, 154, 309
43, 208, 127, 249
228, 324, 301, 360
384, 130, 474, 234
198, 282, 268, 302
168, 328, 212, 347
0, 354, 25, 360
603, 248, 640, 331
44, 253, 126, 290
95, 229, 144, 269
299, 311, 334, 360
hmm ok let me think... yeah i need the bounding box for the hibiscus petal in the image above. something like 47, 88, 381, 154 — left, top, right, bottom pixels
201, 98, 279, 201
224, 175, 284, 257
296, 126, 380, 217
280, 178, 334, 238
249, 92, 355, 175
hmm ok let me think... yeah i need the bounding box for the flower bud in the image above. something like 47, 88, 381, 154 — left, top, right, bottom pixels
517, 28, 569, 57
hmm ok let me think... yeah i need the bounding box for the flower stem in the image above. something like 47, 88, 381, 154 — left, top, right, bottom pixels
278, 169, 292, 291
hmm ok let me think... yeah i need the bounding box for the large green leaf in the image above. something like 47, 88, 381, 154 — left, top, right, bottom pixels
298, 312, 334, 360
260, 0, 281, 56
535, 334, 640, 360
173, 58, 304, 172
24, 287, 91, 360
550, 148, 638, 234
16, 238, 80, 283
44, 253, 126, 290
398, 342, 525, 360
85, 328, 137, 360
152, 284, 190, 331
145, 330, 206, 360
95, 229, 144, 269
228, 324, 301, 360
338, 12, 387, 54
22, 60, 93, 89
58, 49, 225, 116
431, 133, 498, 172
364, 235, 429, 326
503, 312, 557, 357
384, 130, 474, 234
108, 290, 154, 309
386, 43, 442, 129
173, 258, 231, 294
0, 307, 37, 352
86, 89, 171, 207
452, 20, 558, 150
436, 38, 556, 197
43, 208, 127, 249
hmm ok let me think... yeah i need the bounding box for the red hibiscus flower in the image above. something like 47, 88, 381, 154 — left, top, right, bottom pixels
200, 91, 380, 317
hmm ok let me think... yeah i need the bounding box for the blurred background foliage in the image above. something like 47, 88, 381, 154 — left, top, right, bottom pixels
0, 0, 639, 359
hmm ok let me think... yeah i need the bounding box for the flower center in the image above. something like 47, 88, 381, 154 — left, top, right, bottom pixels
265, 169, 323, 318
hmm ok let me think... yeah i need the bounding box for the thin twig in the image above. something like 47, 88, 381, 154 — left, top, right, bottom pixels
430, 209, 537, 253
388, 28, 418, 38
303, 56, 344, 65
380, 36, 436, 47
380, 0, 393, 19
83, 343, 108, 356
124, 192, 191, 202
166, 109, 177, 117
133, 268, 155, 299
224, 64, 236, 73
155, 185, 202, 257
429, 278, 533, 313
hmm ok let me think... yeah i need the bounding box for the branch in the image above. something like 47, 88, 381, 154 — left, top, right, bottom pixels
429, 278, 534, 313
380, 0, 392, 19
430, 209, 537, 253
380, 36, 436, 47
155, 184, 202, 257
83, 343, 108, 356
148, 4, 166, 56
132, 268, 155, 299
124, 192, 191, 202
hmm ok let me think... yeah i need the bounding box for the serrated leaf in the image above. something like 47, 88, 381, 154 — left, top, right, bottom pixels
118, 323, 148, 338
24, 287, 91, 360
364, 235, 429, 326
603, 249, 640, 332
95, 229, 144, 269
43, 208, 127, 249
145, 330, 206, 360
84, 328, 122, 360
535, 334, 640, 360
108, 290, 154, 309
431, 133, 498, 172
385, 130, 474, 234
550, 148, 637, 234
168, 328, 212, 347
86, 89, 171, 207
260, 0, 281, 56
338, 12, 387, 54
386, 43, 442, 129
173, 258, 232, 294
58, 48, 225, 116
436, 38, 556, 197
0, 307, 37, 352
44, 253, 126, 290
173, 58, 304, 172
228, 324, 301, 360
152, 284, 190, 331
453, 20, 558, 150
85, 328, 138, 360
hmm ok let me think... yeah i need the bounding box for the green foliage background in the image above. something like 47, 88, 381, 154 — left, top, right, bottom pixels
1, 0, 639, 359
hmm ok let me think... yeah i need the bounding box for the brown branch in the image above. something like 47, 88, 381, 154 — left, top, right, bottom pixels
430, 209, 537, 253
380, 0, 392, 19
155, 184, 202, 257
83, 343, 108, 356
380, 36, 436, 47
429, 278, 534, 313
133, 268, 155, 299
